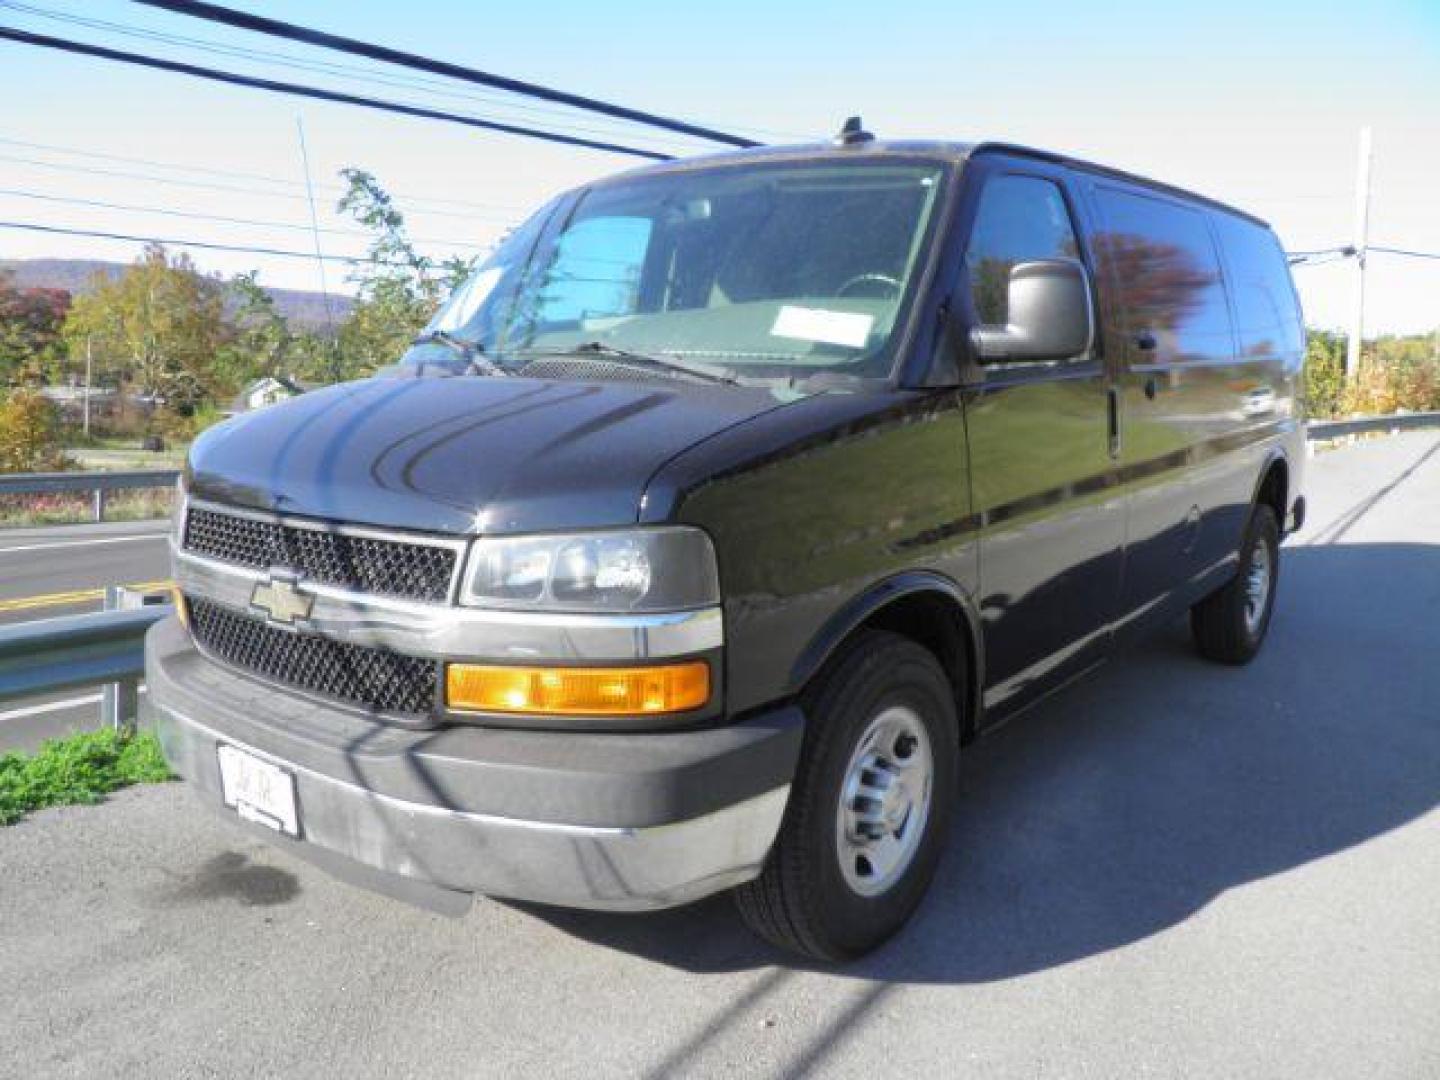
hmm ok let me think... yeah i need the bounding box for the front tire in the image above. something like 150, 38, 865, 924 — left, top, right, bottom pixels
734, 630, 959, 961
1191, 503, 1280, 665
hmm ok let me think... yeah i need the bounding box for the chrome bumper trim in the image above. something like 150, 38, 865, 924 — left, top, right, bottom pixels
174, 548, 723, 661
150, 698, 787, 911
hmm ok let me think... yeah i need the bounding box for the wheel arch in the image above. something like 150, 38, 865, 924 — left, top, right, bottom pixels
1251, 448, 1290, 528
789, 571, 984, 744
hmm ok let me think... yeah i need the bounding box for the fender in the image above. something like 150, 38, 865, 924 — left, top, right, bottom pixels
788, 570, 985, 733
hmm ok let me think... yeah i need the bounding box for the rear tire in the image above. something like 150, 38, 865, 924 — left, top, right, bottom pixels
1191, 503, 1280, 665
734, 630, 959, 961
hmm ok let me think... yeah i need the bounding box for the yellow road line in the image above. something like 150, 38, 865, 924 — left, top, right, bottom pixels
0, 578, 174, 613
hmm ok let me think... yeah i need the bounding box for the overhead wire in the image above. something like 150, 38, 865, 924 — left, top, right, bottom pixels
129, 0, 759, 148
0, 186, 502, 250
0, 0, 712, 151
0, 219, 482, 266
0, 26, 675, 161
0, 143, 523, 220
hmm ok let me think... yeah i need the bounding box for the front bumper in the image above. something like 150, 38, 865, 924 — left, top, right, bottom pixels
145, 617, 801, 912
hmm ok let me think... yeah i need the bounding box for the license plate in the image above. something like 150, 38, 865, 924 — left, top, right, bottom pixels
217, 744, 299, 837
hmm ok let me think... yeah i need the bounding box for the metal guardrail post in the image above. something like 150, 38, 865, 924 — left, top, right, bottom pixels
101, 586, 131, 730
98, 584, 168, 732
92, 486, 106, 523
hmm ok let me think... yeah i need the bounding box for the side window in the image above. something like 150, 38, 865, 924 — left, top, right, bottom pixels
965, 175, 1080, 326
1091, 187, 1233, 364
533, 215, 652, 326
1213, 213, 1304, 360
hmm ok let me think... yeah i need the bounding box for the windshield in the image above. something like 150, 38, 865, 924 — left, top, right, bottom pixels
407, 158, 947, 385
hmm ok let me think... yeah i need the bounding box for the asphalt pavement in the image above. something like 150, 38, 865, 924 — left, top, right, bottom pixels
0, 518, 171, 751
0, 517, 172, 623
1, 433, 1438, 1079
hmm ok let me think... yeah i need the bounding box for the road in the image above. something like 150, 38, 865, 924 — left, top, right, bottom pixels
0, 517, 172, 622
2, 432, 1438, 1079
0, 518, 171, 751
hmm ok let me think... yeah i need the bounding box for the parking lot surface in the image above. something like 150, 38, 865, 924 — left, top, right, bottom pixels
3, 433, 1438, 1079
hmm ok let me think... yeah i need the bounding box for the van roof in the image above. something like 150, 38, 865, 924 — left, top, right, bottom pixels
607, 138, 1271, 231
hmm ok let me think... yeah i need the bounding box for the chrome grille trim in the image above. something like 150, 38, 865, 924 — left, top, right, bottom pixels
174, 549, 724, 662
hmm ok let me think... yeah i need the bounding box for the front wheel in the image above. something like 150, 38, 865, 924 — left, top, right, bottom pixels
1191, 503, 1280, 664
734, 630, 959, 961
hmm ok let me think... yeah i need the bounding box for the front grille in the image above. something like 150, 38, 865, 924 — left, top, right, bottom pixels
189, 598, 439, 717
184, 507, 457, 603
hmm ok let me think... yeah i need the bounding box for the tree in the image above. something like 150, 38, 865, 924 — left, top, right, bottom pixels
220, 271, 294, 387
334, 168, 473, 376
63, 245, 232, 413
0, 271, 71, 385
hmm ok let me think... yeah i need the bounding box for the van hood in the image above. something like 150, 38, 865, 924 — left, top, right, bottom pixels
186, 375, 794, 535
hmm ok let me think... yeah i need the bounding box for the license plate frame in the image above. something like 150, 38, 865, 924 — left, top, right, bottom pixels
216, 744, 300, 837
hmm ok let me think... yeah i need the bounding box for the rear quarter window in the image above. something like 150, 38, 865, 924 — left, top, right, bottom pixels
1212, 213, 1305, 360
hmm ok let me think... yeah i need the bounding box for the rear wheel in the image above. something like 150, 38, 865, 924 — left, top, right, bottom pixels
1191, 503, 1280, 664
734, 630, 959, 961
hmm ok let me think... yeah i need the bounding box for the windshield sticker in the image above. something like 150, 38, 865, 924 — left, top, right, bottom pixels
770, 306, 874, 349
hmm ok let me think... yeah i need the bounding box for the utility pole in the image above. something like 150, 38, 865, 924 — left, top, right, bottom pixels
1346, 126, 1372, 377
82, 333, 93, 438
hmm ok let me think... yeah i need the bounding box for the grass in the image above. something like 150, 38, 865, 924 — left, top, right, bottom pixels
0, 729, 173, 826
0, 487, 175, 527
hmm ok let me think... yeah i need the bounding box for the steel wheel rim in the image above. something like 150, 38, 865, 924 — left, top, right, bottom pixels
1244, 536, 1272, 635
835, 704, 934, 898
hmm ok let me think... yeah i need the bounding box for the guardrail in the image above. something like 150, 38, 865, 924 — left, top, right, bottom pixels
0, 604, 170, 729
0, 468, 179, 522
1307, 411, 1440, 440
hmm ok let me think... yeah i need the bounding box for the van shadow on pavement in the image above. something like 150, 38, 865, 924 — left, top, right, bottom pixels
516, 541, 1440, 982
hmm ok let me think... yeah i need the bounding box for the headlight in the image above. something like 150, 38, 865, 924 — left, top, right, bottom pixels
460, 527, 719, 613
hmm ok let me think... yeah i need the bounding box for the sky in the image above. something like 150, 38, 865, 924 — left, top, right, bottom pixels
1, 0, 1437, 335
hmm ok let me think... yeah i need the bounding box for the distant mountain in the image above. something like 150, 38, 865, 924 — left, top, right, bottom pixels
0, 258, 354, 330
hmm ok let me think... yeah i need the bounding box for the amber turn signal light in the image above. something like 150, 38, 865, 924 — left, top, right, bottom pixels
446, 661, 710, 716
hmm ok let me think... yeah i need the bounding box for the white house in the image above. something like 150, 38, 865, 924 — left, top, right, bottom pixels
230, 376, 305, 414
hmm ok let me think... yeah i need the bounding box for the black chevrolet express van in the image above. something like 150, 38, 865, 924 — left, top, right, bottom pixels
146, 133, 1306, 960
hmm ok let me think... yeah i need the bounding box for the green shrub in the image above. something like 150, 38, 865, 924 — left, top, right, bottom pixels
1302, 331, 1347, 419
1303, 330, 1440, 419
0, 388, 70, 472
0, 729, 172, 826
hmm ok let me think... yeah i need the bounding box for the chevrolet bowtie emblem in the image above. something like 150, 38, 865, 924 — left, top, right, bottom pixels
250, 574, 313, 625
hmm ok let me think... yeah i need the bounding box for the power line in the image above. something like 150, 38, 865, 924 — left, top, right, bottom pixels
0, 186, 501, 249
0, 26, 674, 161
1286, 243, 1440, 267
130, 0, 758, 149
0, 219, 469, 267
1370, 245, 1440, 262
0, 143, 523, 219
0, 0, 708, 151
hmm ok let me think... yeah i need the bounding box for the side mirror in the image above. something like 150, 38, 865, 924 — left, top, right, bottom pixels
969, 258, 1094, 364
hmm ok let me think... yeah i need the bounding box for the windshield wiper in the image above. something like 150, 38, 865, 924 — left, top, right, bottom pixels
411, 330, 511, 377
529, 341, 738, 385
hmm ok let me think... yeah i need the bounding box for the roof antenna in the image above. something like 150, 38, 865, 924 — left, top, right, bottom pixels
835, 116, 874, 146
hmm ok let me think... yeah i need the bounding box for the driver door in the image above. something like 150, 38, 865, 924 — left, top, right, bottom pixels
958, 158, 1126, 721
